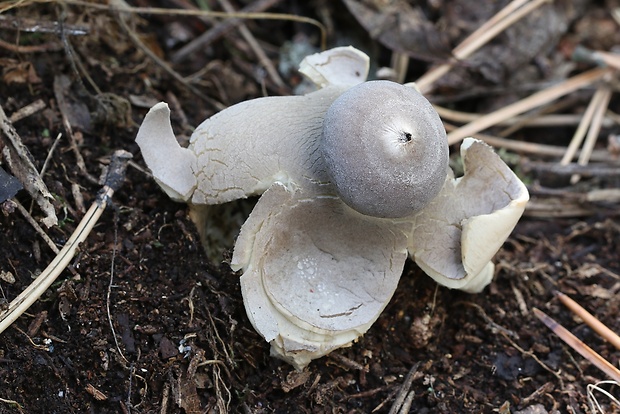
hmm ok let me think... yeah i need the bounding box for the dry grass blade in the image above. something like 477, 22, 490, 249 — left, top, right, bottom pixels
533, 308, 620, 383
416, 0, 549, 93
443, 122, 614, 161
571, 86, 612, 184
435, 106, 615, 128
0, 150, 132, 336
560, 87, 606, 165
555, 291, 620, 351
497, 98, 577, 137
446, 67, 610, 145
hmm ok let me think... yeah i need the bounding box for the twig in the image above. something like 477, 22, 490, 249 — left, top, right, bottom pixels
416, 0, 550, 93
57, 12, 102, 96
110, 0, 226, 111
446, 67, 610, 145
0, 14, 88, 35
217, 0, 285, 88
126, 363, 135, 410
39, 133, 62, 177
159, 381, 170, 414
388, 362, 420, 414
0, 150, 132, 336
171, 0, 282, 63
12, 325, 50, 350
8, 99, 46, 123
457, 301, 519, 339
555, 291, 620, 351
13, 199, 59, 254
346, 385, 392, 400
106, 206, 128, 364
329, 353, 368, 372
0, 396, 23, 412
524, 199, 601, 218
372, 387, 402, 413
52, 76, 99, 184
533, 308, 620, 383
0, 37, 62, 53
499, 330, 564, 383
90, 0, 326, 49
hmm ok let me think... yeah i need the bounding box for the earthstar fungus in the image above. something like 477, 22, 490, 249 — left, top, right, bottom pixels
135, 46, 529, 369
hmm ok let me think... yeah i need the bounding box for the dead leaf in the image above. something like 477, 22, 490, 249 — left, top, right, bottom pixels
0, 270, 15, 284
85, 383, 107, 401
575, 284, 613, 299
169, 364, 202, 413
281, 369, 312, 392
0, 59, 41, 84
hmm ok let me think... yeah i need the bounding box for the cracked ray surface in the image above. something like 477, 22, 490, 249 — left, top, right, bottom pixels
135, 46, 528, 368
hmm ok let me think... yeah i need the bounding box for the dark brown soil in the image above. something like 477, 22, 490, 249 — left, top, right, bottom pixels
0, 1, 619, 413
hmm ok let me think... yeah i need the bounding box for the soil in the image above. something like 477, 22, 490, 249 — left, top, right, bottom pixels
0, 1, 619, 413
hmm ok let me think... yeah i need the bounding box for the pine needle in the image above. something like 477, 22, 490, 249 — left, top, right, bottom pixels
533, 308, 620, 383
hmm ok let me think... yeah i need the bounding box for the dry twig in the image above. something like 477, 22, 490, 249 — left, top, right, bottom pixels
52, 75, 99, 184
217, 0, 285, 88
387, 362, 420, 414
171, 0, 282, 63
109, 0, 226, 111
12, 199, 59, 254
8, 99, 46, 123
